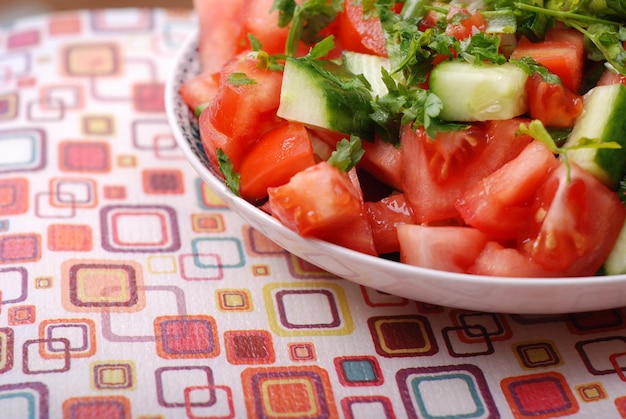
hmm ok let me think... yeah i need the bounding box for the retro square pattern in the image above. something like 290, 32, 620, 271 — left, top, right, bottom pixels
241, 366, 338, 418
288, 342, 317, 362
103, 185, 127, 200
0, 267, 28, 305
38, 318, 96, 359
191, 237, 245, 269
61, 259, 145, 313
47, 224, 93, 251
100, 205, 181, 253
155, 365, 216, 408
397, 364, 498, 419
449, 310, 513, 343
513, 341, 563, 370
63, 396, 131, 419
0, 233, 41, 264
59, 141, 111, 172
341, 396, 395, 419
154, 315, 220, 359
368, 315, 438, 358
0, 178, 28, 215
361, 286, 409, 307
287, 254, 340, 279
134, 83, 166, 112
191, 213, 225, 233
7, 29, 40, 49
575, 336, 626, 376
264, 282, 354, 337
224, 330, 275, 365
0, 328, 15, 374
216, 289, 253, 312
91, 361, 136, 390
23, 337, 70, 374
48, 13, 82, 35
0, 383, 49, 418
334, 356, 384, 387
49, 177, 97, 208
82, 115, 114, 136
196, 179, 228, 209
142, 169, 184, 194
566, 310, 626, 334
0, 93, 18, 121
244, 227, 287, 256
501, 372, 579, 418
0, 128, 46, 173
40, 84, 84, 111
8, 305, 36, 325
576, 382, 606, 402
184, 385, 235, 419
63, 43, 120, 77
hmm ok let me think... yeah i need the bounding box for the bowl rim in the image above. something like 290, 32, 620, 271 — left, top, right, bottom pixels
165, 29, 626, 310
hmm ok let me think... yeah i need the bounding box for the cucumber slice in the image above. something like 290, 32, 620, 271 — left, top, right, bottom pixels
604, 220, 626, 275
564, 83, 626, 188
430, 61, 528, 122
277, 57, 375, 139
343, 51, 392, 98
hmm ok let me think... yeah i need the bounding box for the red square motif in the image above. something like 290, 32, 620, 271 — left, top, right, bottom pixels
155, 315, 220, 359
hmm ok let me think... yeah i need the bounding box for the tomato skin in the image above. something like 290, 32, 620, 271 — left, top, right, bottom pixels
511, 28, 585, 93
179, 71, 220, 111
597, 69, 626, 86
401, 121, 532, 223
365, 193, 413, 254
239, 0, 290, 55
468, 242, 559, 277
456, 140, 559, 240
200, 53, 284, 169
193, 0, 246, 75
360, 136, 403, 191
336, 0, 387, 57
268, 162, 377, 254
445, 7, 487, 40
398, 224, 489, 273
525, 74, 583, 128
522, 161, 626, 276
238, 123, 316, 201
268, 161, 363, 237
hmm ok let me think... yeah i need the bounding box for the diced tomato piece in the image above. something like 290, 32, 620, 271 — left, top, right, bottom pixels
467, 242, 559, 277
511, 28, 585, 93
200, 53, 284, 169
418, 10, 443, 31
521, 161, 626, 276
365, 193, 413, 254
268, 161, 363, 238
179, 71, 220, 111
336, 0, 387, 57
597, 69, 626, 86
238, 123, 316, 201
360, 136, 403, 191
525, 74, 583, 128
193, 0, 246, 75
401, 120, 532, 223
456, 140, 559, 240
239, 0, 290, 55
445, 7, 487, 40
329, 211, 378, 256
398, 224, 489, 273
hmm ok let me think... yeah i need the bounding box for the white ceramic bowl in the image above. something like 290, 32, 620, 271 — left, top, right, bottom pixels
166, 32, 626, 314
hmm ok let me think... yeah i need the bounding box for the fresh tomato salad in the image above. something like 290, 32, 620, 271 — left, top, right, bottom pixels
180, 0, 626, 277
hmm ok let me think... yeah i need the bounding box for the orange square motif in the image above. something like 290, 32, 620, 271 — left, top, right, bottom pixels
48, 224, 92, 251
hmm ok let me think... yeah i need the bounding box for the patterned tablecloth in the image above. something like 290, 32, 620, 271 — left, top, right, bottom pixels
4, 7, 626, 419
